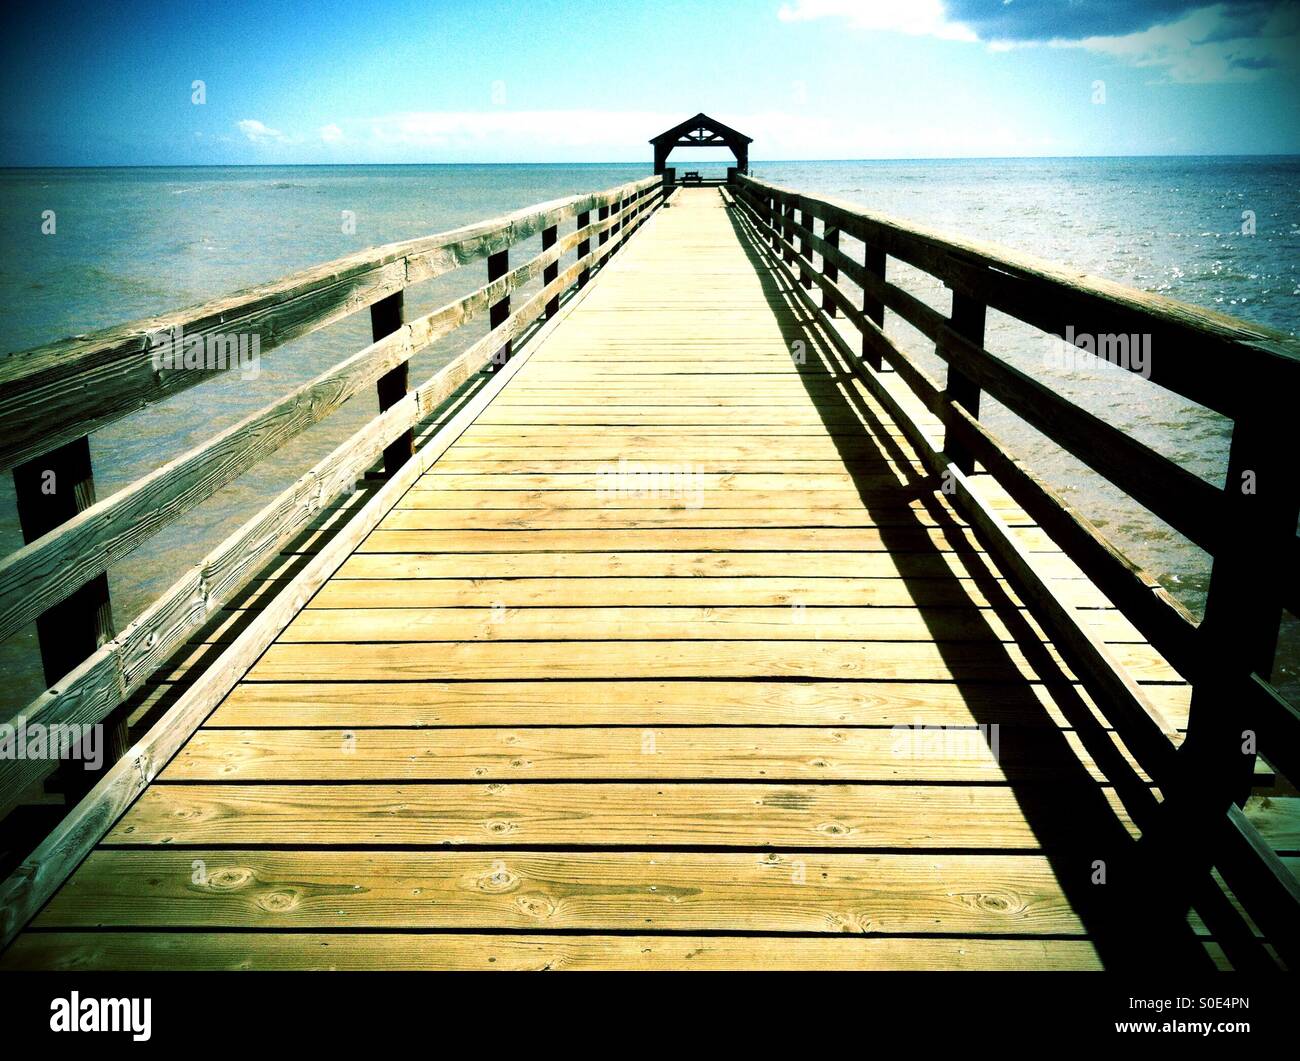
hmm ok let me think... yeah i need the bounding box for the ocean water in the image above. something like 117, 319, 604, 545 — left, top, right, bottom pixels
0, 158, 1297, 714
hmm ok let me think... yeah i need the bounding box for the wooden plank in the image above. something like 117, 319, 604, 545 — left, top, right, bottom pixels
0, 198, 651, 813
277, 605, 1142, 646
104, 782, 1135, 848
161, 727, 1138, 783
0, 206, 661, 950
0, 933, 1105, 972
247, 639, 1180, 684
373, 505, 1037, 530
37, 850, 1086, 934
206, 679, 1193, 731
730, 195, 1186, 761
391, 489, 967, 511
8, 184, 1244, 974
357, 526, 1056, 554
304, 575, 1108, 610
333, 550, 1092, 581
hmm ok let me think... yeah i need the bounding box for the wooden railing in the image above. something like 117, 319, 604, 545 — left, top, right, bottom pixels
0, 173, 665, 818
733, 172, 1300, 968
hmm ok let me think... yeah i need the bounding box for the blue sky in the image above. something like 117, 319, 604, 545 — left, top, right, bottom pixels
1, 0, 1297, 164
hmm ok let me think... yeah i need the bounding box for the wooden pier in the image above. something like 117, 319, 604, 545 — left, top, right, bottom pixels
1, 145, 1298, 969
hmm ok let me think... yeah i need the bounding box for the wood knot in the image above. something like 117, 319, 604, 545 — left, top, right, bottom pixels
205, 867, 253, 891
514, 894, 556, 920
258, 890, 300, 912
975, 892, 1020, 914
479, 866, 518, 893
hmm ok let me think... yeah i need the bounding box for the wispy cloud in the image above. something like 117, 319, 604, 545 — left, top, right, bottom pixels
777, 0, 975, 41
776, 0, 1300, 83
1056, 3, 1300, 83
319, 123, 344, 144
236, 119, 296, 145
359, 109, 685, 150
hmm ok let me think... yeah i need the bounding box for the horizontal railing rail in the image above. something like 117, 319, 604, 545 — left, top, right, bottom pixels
733, 172, 1300, 968
0, 177, 660, 471
0, 173, 666, 818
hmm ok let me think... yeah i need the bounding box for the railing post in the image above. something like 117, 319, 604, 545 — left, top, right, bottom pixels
798, 207, 813, 289
782, 199, 796, 265
768, 195, 780, 249
598, 204, 610, 253
620, 194, 633, 246
488, 248, 511, 368
542, 224, 559, 319
1185, 411, 1299, 800
941, 292, 986, 474
861, 243, 886, 371
1141, 405, 1300, 906
577, 210, 592, 289
370, 291, 413, 474
822, 226, 839, 315
13, 437, 123, 799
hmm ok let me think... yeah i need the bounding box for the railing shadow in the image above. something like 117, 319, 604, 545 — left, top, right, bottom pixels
721, 195, 1214, 971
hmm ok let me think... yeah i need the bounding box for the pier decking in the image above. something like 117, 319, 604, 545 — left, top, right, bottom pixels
0, 187, 1289, 970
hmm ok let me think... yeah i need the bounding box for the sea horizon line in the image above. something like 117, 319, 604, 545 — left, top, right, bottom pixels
3, 151, 1300, 171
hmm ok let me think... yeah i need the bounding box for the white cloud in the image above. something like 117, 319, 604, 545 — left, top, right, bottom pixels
775, 1, 1299, 84
319, 123, 344, 144
361, 110, 682, 149
1058, 3, 1300, 84
236, 119, 292, 145
777, 0, 976, 41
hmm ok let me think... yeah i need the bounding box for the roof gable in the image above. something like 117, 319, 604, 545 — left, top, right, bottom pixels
649, 113, 753, 146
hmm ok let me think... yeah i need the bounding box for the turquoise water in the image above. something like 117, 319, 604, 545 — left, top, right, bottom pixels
1, 158, 1297, 712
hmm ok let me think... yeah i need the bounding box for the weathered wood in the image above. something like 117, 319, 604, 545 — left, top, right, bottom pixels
35, 849, 1087, 933
1141, 405, 1300, 928
0, 176, 661, 471
736, 185, 1225, 555
822, 225, 839, 315
576, 210, 591, 288
11, 437, 124, 799
542, 224, 560, 319
738, 174, 1300, 418
0, 202, 657, 951
732, 194, 1182, 769
10, 183, 1289, 972
207, 678, 1191, 730
162, 726, 1139, 784
942, 292, 985, 475
487, 248, 511, 367
104, 781, 1134, 848
371, 291, 412, 475
0, 269, 510, 649
11, 438, 115, 686
943, 403, 1199, 677
0, 206, 637, 814
0, 933, 1107, 972
798, 207, 813, 288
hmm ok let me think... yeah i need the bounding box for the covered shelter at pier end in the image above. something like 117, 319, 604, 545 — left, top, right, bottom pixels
651, 112, 752, 183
